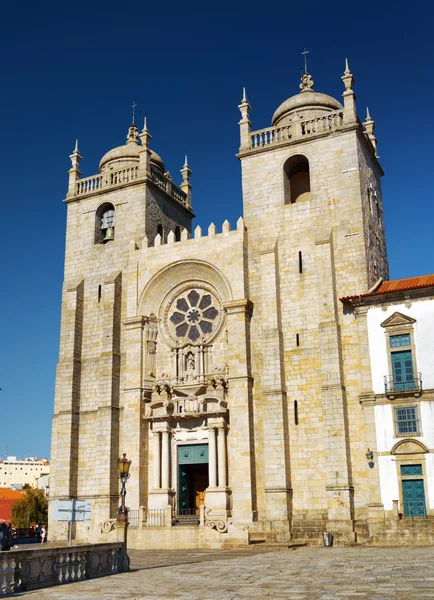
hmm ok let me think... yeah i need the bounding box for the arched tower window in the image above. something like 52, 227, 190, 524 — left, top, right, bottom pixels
95, 202, 115, 244
175, 226, 181, 242
283, 155, 311, 204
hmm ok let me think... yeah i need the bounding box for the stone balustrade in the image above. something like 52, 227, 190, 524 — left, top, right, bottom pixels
76, 166, 138, 196
150, 168, 187, 207
0, 542, 126, 596
251, 124, 292, 148
72, 166, 187, 208
248, 109, 345, 151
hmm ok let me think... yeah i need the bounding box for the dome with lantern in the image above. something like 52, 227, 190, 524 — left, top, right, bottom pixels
99, 124, 165, 173
272, 72, 342, 127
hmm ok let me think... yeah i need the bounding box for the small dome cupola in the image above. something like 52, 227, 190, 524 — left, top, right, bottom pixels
99, 124, 165, 173
272, 72, 343, 127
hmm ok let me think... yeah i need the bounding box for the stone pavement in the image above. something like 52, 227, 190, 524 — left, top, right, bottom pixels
24, 546, 434, 599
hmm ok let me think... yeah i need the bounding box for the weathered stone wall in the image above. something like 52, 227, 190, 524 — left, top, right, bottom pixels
239, 124, 387, 540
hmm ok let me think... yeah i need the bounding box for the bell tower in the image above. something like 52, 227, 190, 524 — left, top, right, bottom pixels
238, 61, 388, 541
49, 120, 194, 540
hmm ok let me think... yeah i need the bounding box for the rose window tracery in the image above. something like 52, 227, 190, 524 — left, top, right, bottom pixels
166, 287, 222, 345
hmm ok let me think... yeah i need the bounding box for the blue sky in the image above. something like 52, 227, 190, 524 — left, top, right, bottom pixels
0, 1, 433, 460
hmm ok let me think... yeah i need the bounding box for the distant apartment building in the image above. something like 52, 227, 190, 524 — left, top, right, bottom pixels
0, 457, 50, 489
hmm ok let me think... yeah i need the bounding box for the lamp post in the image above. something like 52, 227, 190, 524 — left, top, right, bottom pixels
117, 453, 132, 571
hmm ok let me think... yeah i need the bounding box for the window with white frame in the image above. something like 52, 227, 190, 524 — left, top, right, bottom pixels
395, 406, 419, 436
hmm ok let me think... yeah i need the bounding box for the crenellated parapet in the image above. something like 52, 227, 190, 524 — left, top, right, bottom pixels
129, 217, 246, 253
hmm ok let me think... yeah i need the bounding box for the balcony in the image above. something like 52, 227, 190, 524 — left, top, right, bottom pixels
384, 374, 422, 398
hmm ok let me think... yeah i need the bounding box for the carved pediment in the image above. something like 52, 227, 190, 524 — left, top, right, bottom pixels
381, 312, 416, 328
391, 438, 428, 455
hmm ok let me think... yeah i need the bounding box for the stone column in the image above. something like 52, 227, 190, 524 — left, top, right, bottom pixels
122, 315, 148, 512
161, 431, 170, 489
315, 236, 354, 540
95, 273, 122, 526
355, 305, 385, 529
152, 431, 161, 490
208, 427, 217, 488
259, 245, 292, 532
217, 426, 227, 487
49, 279, 83, 541
223, 298, 255, 525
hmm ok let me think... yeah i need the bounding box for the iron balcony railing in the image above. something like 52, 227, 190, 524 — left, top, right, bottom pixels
384, 373, 422, 394
403, 500, 427, 517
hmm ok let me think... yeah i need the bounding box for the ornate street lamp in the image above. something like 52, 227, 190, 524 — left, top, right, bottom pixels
117, 453, 132, 571
117, 453, 132, 521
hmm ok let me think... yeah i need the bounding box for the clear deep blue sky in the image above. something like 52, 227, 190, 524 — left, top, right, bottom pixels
1, 1, 433, 460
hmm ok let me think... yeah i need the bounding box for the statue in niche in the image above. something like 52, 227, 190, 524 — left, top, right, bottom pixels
186, 352, 195, 372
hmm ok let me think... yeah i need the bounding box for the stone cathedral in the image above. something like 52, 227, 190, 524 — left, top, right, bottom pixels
49, 61, 391, 548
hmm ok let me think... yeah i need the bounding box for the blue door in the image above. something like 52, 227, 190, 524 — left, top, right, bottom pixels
392, 350, 414, 391
402, 479, 426, 516
177, 445, 209, 514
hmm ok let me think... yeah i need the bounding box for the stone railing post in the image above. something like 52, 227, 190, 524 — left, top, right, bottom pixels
165, 505, 173, 527
139, 505, 146, 528
392, 499, 400, 519
199, 505, 205, 527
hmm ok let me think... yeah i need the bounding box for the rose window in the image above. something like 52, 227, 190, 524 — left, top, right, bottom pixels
168, 289, 221, 344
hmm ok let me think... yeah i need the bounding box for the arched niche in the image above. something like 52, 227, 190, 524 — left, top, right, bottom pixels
391, 439, 428, 455
283, 154, 311, 204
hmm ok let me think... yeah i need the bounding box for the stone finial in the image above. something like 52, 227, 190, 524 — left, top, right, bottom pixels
180, 156, 192, 183
208, 223, 216, 236
126, 124, 139, 144
167, 230, 175, 244
364, 107, 378, 155
69, 139, 82, 169
300, 72, 314, 92
237, 216, 245, 231
180, 156, 193, 210
238, 87, 252, 151
181, 228, 189, 241
194, 225, 202, 239
154, 233, 162, 246
138, 117, 152, 174
139, 117, 152, 147
341, 58, 357, 123
341, 57, 355, 92
238, 87, 251, 115
67, 139, 83, 196
222, 219, 230, 235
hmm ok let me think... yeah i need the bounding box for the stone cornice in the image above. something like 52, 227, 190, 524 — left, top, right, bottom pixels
359, 389, 434, 406
223, 299, 253, 315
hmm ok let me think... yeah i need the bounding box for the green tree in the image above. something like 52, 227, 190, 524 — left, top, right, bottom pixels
11, 488, 48, 528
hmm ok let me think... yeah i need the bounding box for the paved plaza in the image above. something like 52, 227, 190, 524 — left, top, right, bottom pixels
25, 546, 434, 599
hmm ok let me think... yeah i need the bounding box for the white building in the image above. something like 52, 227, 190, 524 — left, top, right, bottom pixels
0, 457, 50, 489
342, 275, 434, 519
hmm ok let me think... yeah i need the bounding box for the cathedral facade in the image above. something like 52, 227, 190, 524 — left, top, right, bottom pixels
50, 62, 396, 547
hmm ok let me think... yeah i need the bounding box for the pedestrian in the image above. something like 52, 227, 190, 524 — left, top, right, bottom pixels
40, 525, 46, 544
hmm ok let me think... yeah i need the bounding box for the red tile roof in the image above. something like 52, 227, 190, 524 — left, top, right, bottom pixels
0, 489, 25, 500
340, 275, 434, 303
0, 489, 25, 522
